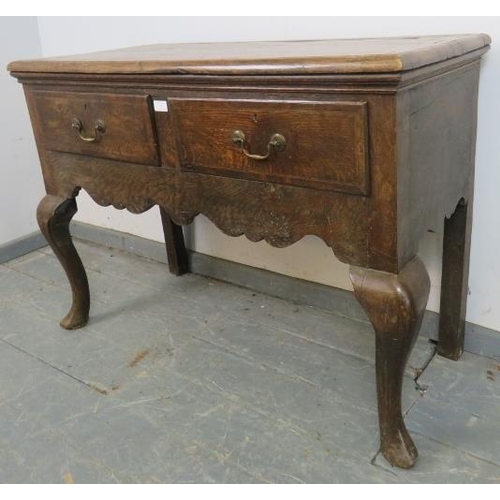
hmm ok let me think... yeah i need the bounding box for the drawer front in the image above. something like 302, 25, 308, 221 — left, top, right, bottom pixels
170, 98, 369, 195
31, 91, 159, 166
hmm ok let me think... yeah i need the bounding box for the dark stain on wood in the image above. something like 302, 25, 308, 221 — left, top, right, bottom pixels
130, 349, 150, 367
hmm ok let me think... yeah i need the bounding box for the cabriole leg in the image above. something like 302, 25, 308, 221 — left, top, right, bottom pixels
37, 195, 90, 329
350, 257, 430, 468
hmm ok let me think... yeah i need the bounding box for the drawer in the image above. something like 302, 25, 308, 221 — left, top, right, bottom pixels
30, 91, 159, 166
169, 98, 369, 195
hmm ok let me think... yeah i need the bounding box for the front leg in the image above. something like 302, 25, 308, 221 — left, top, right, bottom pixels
350, 257, 430, 468
37, 195, 90, 329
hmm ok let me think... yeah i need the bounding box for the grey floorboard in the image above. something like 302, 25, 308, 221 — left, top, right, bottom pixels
402, 353, 500, 468
373, 432, 500, 483
1, 241, 500, 483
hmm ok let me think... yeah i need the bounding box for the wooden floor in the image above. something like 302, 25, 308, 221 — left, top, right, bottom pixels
1, 240, 499, 483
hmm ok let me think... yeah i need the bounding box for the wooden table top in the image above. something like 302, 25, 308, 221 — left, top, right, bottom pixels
8, 34, 490, 75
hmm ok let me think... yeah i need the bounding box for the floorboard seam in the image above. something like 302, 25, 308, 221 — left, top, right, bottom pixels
408, 429, 500, 470
244, 320, 376, 365
191, 334, 320, 389
406, 341, 437, 396
7, 247, 159, 298
67, 252, 173, 292
0, 336, 109, 397
186, 334, 382, 437
403, 397, 421, 418
162, 360, 322, 446
414, 341, 438, 381
2, 261, 62, 288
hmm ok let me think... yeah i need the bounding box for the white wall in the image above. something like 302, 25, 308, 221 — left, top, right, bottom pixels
0, 17, 44, 245
36, 17, 500, 331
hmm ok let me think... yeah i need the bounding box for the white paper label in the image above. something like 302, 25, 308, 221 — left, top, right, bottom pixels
153, 100, 169, 112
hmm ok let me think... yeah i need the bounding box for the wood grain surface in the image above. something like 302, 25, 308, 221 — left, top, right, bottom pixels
45, 150, 369, 267
30, 90, 159, 166
8, 35, 490, 75
170, 97, 369, 195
